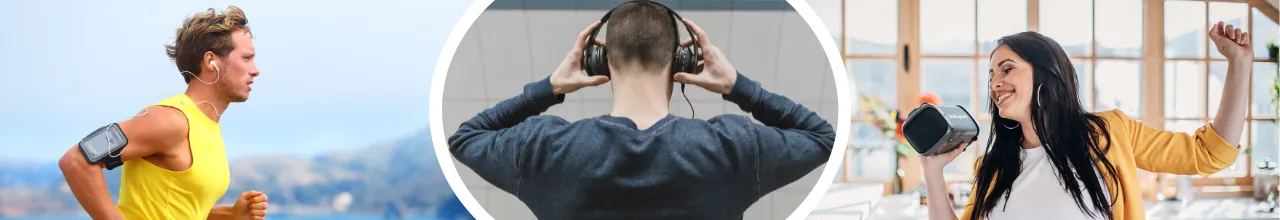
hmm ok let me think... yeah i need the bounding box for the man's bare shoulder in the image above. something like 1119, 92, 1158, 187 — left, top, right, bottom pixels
117, 106, 190, 151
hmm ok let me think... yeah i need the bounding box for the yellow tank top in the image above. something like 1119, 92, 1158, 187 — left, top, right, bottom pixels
117, 94, 231, 220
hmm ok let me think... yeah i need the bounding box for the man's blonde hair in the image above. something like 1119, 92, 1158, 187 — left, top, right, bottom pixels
165, 6, 251, 83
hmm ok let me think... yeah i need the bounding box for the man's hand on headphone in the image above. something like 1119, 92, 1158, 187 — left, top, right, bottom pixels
672, 18, 737, 95
551, 21, 610, 95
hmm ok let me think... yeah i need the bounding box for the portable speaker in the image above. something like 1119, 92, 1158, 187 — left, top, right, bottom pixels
581, 0, 701, 78
901, 103, 981, 156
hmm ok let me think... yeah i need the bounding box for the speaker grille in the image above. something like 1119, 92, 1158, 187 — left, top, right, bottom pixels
903, 107, 947, 153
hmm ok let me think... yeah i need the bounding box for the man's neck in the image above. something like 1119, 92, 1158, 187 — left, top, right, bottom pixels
609, 71, 672, 130
184, 86, 229, 123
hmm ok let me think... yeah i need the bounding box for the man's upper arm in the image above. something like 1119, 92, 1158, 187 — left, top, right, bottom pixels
446, 77, 569, 194
715, 73, 837, 195
110, 106, 190, 162
449, 115, 570, 194
712, 115, 834, 195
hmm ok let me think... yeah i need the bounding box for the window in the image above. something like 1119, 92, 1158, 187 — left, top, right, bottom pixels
1041, 0, 1145, 116
1163, 0, 1277, 180
843, 0, 900, 182
1039, 0, 1093, 57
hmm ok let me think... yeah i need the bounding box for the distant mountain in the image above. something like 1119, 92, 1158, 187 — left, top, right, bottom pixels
0, 127, 467, 218
0, 161, 63, 187
219, 128, 456, 216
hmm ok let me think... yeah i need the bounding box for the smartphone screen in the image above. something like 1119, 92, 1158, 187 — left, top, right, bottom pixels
81, 126, 123, 160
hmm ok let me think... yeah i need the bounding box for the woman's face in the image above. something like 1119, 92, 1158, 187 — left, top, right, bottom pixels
989, 46, 1036, 122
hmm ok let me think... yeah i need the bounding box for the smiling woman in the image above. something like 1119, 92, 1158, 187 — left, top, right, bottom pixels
921, 21, 1253, 220
829, 0, 1279, 219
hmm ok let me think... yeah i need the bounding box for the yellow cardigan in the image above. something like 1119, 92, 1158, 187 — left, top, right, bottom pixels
958, 110, 1242, 220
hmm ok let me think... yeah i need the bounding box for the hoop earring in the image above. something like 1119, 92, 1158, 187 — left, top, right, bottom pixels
1003, 122, 1020, 129
1036, 84, 1044, 107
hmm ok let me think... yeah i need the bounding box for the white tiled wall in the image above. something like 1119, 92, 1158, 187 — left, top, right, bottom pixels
442, 7, 840, 219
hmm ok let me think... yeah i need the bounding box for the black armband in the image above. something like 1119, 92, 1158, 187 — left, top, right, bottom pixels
79, 123, 128, 170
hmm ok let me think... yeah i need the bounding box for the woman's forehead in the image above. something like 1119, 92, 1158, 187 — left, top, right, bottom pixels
989, 47, 1023, 64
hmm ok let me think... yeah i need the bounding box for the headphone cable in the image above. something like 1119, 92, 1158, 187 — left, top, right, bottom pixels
682, 83, 694, 118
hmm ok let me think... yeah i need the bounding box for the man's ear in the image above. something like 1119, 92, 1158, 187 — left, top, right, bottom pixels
202, 51, 219, 72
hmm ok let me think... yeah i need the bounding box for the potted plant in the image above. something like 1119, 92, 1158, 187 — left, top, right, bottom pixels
1268, 38, 1278, 62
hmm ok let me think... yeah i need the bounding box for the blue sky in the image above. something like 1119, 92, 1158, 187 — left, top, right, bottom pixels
0, 0, 472, 162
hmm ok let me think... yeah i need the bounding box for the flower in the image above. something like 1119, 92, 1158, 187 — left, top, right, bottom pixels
897, 92, 944, 142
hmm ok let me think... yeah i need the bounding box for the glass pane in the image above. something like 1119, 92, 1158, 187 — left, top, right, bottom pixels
922, 59, 976, 110
1208, 2, 1249, 60
845, 0, 899, 56
977, 0, 1027, 56
848, 122, 897, 179
1095, 0, 1143, 57
1095, 60, 1142, 116
1254, 120, 1279, 175
1253, 8, 1279, 60
921, 0, 976, 56
1165, 60, 1206, 118
1254, 62, 1279, 117
1039, 0, 1092, 57
851, 122, 890, 141
1209, 61, 1228, 116
1072, 58, 1093, 110
1165, 1, 1207, 58
849, 59, 899, 111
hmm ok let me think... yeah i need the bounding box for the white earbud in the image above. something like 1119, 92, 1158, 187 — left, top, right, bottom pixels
182, 60, 221, 85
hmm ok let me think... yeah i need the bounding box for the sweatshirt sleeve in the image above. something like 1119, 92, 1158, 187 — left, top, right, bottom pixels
1104, 110, 1241, 177
447, 76, 570, 195
711, 72, 837, 195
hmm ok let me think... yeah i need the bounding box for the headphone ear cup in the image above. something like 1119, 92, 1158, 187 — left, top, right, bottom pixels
672, 46, 696, 75
583, 45, 610, 77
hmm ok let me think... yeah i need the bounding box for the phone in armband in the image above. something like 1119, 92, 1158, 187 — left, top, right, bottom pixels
79, 123, 128, 170
900, 103, 981, 156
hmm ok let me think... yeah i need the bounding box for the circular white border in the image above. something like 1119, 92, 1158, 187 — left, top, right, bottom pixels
429, 0, 851, 219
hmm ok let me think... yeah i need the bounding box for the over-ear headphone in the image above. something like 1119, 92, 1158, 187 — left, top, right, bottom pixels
580, 0, 701, 78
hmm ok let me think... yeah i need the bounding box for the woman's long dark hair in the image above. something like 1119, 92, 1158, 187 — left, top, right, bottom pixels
968, 32, 1121, 220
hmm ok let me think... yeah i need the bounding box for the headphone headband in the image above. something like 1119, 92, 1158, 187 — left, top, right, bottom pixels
580, 0, 703, 118
585, 0, 699, 57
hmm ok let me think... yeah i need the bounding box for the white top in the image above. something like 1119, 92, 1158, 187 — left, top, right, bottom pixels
985, 145, 1111, 220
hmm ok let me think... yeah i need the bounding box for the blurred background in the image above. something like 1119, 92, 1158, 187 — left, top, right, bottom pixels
0, 1, 475, 219
440, 0, 839, 219
806, 0, 1280, 219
